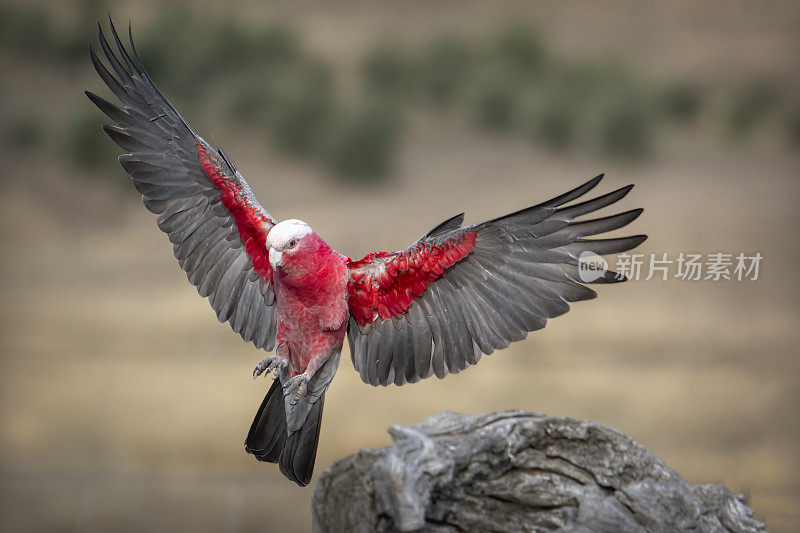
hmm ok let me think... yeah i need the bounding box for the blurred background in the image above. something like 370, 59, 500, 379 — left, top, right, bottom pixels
1, 0, 798, 531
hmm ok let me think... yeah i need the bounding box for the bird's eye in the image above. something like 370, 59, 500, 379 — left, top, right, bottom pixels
288, 239, 297, 248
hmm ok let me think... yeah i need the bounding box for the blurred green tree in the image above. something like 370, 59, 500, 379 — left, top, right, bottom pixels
463, 64, 520, 131
362, 44, 417, 101
417, 37, 473, 105
4, 114, 44, 152
592, 85, 654, 158
265, 61, 335, 154
489, 23, 546, 80
660, 81, 703, 123
519, 82, 578, 150
786, 106, 800, 146
727, 83, 778, 138
321, 100, 401, 182
63, 109, 123, 173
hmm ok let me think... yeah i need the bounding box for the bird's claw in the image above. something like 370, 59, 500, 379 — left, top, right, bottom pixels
253, 355, 287, 380
283, 374, 309, 405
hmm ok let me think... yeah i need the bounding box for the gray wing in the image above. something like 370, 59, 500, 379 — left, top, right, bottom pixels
347, 175, 646, 386
87, 19, 279, 351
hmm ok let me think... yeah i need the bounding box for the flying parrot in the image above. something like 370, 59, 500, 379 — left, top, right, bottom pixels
87, 20, 646, 486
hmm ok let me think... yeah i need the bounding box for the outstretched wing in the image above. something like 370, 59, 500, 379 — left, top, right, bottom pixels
346, 175, 646, 386
87, 20, 278, 350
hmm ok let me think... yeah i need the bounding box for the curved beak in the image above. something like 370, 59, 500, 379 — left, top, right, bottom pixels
269, 248, 283, 270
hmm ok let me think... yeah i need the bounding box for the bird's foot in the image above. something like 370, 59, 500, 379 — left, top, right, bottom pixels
283, 373, 309, 405
253, 355, 287, 379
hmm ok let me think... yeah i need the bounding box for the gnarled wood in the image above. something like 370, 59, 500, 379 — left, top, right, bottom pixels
312, 411, 764, 532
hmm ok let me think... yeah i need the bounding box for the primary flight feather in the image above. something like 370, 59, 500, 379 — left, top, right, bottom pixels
87, 19, 646, 487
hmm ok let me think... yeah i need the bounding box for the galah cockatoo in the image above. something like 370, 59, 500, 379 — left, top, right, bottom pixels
87, 21, 646, 486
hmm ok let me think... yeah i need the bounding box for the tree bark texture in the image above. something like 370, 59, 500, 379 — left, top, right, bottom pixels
312, 411, 765, 532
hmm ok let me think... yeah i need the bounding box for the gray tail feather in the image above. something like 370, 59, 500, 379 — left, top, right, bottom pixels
245, 378, 287, 463
245, 377, 325, 487
279, 394, 325, 487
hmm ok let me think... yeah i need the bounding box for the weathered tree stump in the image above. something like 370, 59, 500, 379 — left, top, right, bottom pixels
312, 411, 765, 532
